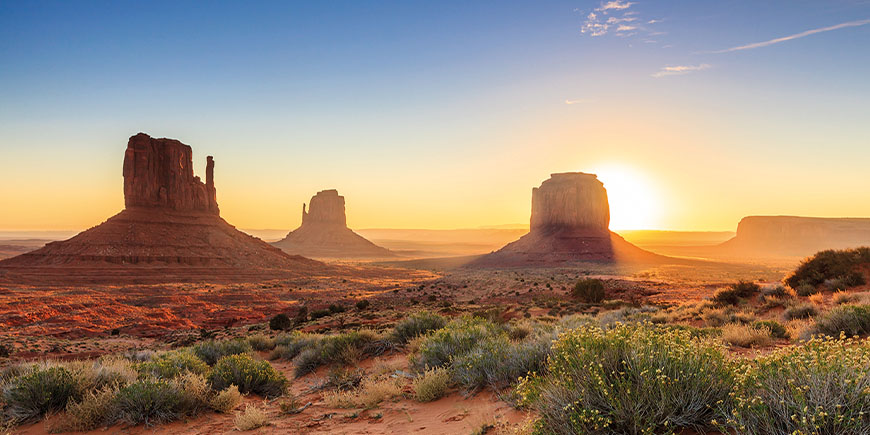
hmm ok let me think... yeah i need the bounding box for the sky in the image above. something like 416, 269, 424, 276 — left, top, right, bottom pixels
1, 0, 869, 231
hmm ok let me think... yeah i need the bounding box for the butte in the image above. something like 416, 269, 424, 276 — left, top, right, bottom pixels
0, 133, 324, 283
272, 189, 395, 259
470, 172, 665, 267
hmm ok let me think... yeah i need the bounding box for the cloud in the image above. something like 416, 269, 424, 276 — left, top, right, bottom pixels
651, 64, 711, 78
707, 19, 870, 53
617, 24, 637, 32
564, 99, 589, 105
599, 1, 633, 10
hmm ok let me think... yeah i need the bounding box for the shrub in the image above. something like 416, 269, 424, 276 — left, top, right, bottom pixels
247, 334, 276, 351
310, 309, 330, 320
712, 281, 759, 305
391, 311, 447, 344
716, 335, 870, 434
410, 316, 502, 371
54, 386, 117, 431
795, 282, 819, 297
269, 313, 293, 331
517, 324, 735, 435
785, 247, 870, 288
450, 332, 552, 391
720, 323, 772, 348
210, 385, 242, 413
355, 299, 371, 310
812, 304, 870, 337
328, 304, 346, 314
2, 366, 79, 423
833, 290, 860, 305
292, 330, 387, 377
209, 354, 287, 398
753, 320, 787, 339
412, 367, 450, 402
192, 339, 253, 365
234, 403, 269, 430
571, 279, 605, 303
138, 350, 209, 379
783, 303, 818, 321
114, 379, 188, 426
761, 285, 789, 298
270, 332, 321, 361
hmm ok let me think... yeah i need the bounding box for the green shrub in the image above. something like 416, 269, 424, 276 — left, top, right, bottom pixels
517, 324, 735, 435
795, 282, 819, 297
713, 281, 760, 305
270, 332, 321, 361
269, 313, 293, 331
785, 247, 870, 288
716, 336, 870, 434
2, 366, 79, 423
292, 330, 387, 377
209, 354, 287, 398
783, 303, 818, 321
571, 279, 605, 303
114, 379, 188, 426
391, 311, 447, 344
247, 334, 276, 351
754, 320, 788, 339
192, 339, 253, 365
411, 316, 502, 371
138, 351, 209, 379
451, 332, 552, 391
812, 304, 870, 337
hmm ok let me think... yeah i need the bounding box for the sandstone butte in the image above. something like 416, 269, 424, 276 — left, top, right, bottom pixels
0, 133, 326, 284
273, 189, 395, 259
470, 172, 666, 267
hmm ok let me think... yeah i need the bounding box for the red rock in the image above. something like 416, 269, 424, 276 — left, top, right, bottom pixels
123, 133, 218, 214
470, 172, 664, 266
273, 189, 395, 259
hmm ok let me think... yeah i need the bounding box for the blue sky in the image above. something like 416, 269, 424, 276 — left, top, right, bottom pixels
1, 1, 869, 230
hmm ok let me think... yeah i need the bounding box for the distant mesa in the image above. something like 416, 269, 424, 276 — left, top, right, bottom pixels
718, 216, 870, 258
272, 189, 395, 259
0, 133, 323, 283
470, 172, 664, 267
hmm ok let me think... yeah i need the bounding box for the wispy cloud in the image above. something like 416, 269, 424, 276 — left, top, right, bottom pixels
565, 99, 591, 105
599, 1, 633, 10
581, 1, 660, 40
707, 19, 870, 53
652, 64, 710, 78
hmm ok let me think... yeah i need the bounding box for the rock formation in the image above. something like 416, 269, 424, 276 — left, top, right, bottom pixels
470, 172, 664, 267
273, 190, 395, 259
0, 133, 324, 283
718, 216, 870, 258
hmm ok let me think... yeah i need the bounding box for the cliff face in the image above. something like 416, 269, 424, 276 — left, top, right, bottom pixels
530, 172, 609, 232
720, 216, 870, 257
470, 172, 663, 267
123, 133, 219, 214
274, 190, 395, 259
302, 189, 347, 227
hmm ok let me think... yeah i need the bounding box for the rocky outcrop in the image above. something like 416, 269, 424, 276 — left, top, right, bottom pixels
718, 216, 870, 258
531, 172, 609, 232
470, 172, 664, 267
273, 190, 395, 259
0, 133, 325, 283
123, 133, 218, 214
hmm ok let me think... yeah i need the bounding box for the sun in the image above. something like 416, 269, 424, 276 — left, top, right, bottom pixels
591, 164, 661, 230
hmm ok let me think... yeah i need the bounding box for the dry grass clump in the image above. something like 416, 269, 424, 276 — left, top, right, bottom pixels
808, 292, 826, 305
720, 323, 772, 348
785, 319, 815, 342
234, 403, 269, 431
322, 375, 403, 409
715, 335, 870, 434
52, 387, 118, 431
411, 367, 450, 402
209, 385, 242, 413
247, 334, 276, 351
833, 290, 860, 305
811, 304, 870, 338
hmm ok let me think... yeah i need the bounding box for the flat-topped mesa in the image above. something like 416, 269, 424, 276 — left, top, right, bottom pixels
122, 133, 219, 214
530, 172, 609, 233
301, 189, 347, 227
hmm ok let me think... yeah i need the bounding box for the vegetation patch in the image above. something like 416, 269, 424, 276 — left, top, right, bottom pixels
785, 247, 870, 289
192, 339, 253, 365
209, 354, 287, 398
571, 278, 605, 303
811, 304, 870, 337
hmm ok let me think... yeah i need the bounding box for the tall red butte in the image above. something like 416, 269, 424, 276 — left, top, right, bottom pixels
0, 133, 324, 283
470, 172, 665, 267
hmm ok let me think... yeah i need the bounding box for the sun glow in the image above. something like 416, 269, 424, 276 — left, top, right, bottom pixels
592, 165, 661, 230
